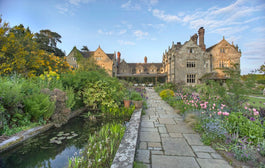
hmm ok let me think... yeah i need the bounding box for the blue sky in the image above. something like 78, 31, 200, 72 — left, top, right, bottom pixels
0, 0, 264, 74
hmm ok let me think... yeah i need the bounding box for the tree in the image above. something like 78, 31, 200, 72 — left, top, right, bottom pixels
35, 29, 65, 57
0, 17, 70, 77
81, 46, 89, 52
257, 63, 265, 75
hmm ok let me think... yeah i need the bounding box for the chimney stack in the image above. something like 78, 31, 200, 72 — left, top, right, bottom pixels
191, 34, 198, 45
198, 27, 206, 51
117, 51, 121, 64
144, 56, 147, 64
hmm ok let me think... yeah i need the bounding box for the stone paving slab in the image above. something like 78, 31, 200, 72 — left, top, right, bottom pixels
166, 124, 195, 133
141, 121, 154, 128
192, 145, 216, 153
183, 134, 204, 145
140, 127, 158, 132
152, 155, 200, 168
162, 137, 195, 156
140, 132, 160, 142
159, 118, 176, 124
135, 149, 150, 164
196, 158, 233, 168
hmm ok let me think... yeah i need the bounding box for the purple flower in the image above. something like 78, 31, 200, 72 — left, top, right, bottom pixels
250, 117, 255, 121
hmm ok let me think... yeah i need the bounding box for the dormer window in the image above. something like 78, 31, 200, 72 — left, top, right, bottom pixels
220, 48, 225, 53
72, 57, 76, 61
190, 48, 193, 53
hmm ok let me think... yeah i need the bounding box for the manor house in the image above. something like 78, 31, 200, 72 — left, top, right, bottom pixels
66, 27, 241, 85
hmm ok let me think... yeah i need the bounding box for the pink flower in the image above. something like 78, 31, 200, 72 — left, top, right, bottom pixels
244, 106, 248, 110
218, 111, 222, 115
254, 111, 259, 116
201, 111, 205, 114
223, 112, 230, 116
253, 108, 257, 112
221, 107, 223, 110
212, 106, 215, 109
213, 103, 216, 107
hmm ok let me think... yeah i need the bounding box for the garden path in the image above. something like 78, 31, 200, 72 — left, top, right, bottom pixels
135, 87, 233, 168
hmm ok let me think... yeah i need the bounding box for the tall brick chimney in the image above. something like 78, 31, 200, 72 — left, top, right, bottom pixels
144, 56, 147, 64
198, 27, 206, 51
117, 51, 121, 64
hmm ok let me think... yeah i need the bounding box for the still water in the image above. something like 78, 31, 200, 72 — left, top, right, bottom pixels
0, 114, 105, 168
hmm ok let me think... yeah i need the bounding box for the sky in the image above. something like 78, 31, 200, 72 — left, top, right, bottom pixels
0, 0, 265, 75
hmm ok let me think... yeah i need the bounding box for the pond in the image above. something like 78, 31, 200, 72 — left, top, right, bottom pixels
0, 113, 114, 168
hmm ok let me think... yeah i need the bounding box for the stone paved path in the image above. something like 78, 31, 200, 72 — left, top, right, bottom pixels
135, 88, 233, 168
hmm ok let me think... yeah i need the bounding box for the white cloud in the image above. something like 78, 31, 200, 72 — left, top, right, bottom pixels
252, 27, 265, 33
121, 0, 141, 10
118, 29, 127, 35
149, 0, 158, 5
56, 4, 69, 14
152, 9, 181, 22
97, 29, 113, 35
69, 0, 94, 6
243, 39, 265, 60
134, 30, 149, 39
151, 0, 265, 38
153, 9, 181, 22
118, 40, 136, 45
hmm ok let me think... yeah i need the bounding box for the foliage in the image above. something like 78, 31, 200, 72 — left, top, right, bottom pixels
101, 106, 135, 119
65, 86, 75, 110
68, 123, 125, 168
224, 112, 264, 144
231, 140, 256, 162
159, 89, 174, 100
0, 18, 70, 77
200, 119, 227, 145
82, 79, 125, 109
24, 92, 55, 122
34, 29, 65, 57
258, 140, 265, 157
130, 91, 143, 101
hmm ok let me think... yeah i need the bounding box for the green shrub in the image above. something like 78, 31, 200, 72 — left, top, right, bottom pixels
130, 91, 143, 101
225, 112, 264, 144
83, 80, 125, 109
159, 89, 174, 100
257, 79, 265, 85
65, 86, 75, 110
24, 92, 55, 122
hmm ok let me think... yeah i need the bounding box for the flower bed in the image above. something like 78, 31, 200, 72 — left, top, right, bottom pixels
155, 84, 265, 167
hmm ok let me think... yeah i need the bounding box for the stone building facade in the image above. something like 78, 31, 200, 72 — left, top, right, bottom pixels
163, 27, 241, 85
66, 46, 116, 76
66, 27, 241, 85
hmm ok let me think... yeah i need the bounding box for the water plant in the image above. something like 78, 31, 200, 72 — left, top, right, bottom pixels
68, 122, 125, 168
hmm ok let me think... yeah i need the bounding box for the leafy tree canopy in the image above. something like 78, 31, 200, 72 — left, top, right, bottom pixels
0, 17, 70, 77
35, 29, 65, 57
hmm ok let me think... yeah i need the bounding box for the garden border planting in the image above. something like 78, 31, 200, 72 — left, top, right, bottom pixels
111, 108, 142, 168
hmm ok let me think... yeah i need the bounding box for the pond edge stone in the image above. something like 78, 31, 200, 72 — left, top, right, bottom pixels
111, 108, 142, 168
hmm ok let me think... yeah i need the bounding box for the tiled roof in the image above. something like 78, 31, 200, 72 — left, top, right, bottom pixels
80, 51, 94, 58
106, 54, 115, 60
